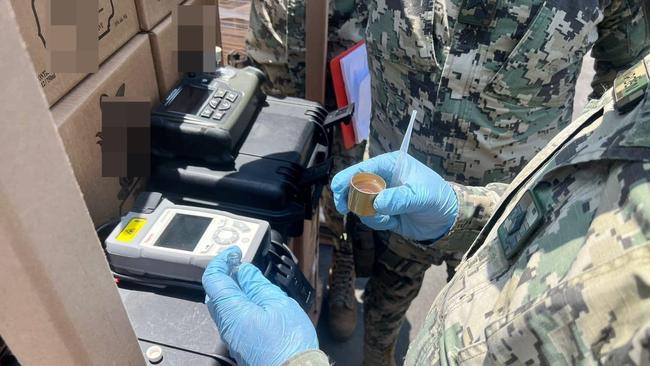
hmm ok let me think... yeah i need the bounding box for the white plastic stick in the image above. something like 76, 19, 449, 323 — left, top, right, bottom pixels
390, 110, 417, 187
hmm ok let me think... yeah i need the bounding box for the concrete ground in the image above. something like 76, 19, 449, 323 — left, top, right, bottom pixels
316, 55, 596, 366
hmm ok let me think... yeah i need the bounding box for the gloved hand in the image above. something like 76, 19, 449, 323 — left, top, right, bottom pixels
331, 151, 458, 241
202, 246, 319, 366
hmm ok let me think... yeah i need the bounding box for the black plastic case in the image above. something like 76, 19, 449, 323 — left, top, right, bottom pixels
149, 96, 330, 237
151, 67, 266, 166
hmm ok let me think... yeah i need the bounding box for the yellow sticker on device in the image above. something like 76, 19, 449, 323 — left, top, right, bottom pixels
116, 218, 147, 242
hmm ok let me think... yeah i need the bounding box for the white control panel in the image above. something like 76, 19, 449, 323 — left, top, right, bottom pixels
105, 197, 269, 283
140, 208, 260, 256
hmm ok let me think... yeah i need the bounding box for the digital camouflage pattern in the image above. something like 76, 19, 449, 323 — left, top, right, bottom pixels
367, 0, 650, 184
246, 0, 368, 97
284, 55, 650, 366
248, 1, 650, 364
362, 0, 650, 362
404, 57, 650, 366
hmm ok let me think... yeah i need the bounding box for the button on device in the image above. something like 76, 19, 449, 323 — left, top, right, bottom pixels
212, 111, 226, 121
214, 217, 227, 228
214, 88, 227, 98
225, 92, 238, 102
213, 228, 240, 245
218, 101, 232, 111
200, 108, 214, 118
209, 98, 220, 109
232, 221, 251, 233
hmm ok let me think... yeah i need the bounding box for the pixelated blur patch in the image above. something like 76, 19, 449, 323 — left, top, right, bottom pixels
100, 96, 151, 178
48, 0, 99, 73
173, 4, 218, 73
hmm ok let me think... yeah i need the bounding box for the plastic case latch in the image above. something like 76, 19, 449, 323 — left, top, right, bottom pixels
132, 192, 163, 214
323, 103, 355, 130
300, 159, 332, 187
263, 241, 315, 313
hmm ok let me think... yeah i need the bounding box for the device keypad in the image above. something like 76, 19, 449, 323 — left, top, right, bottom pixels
200, 85, 239, 123
214, 89, 227, 98
225, 92, 238, 102
209, 217, 257, 253
232, 221, 251, 233
200, 108, 214, 118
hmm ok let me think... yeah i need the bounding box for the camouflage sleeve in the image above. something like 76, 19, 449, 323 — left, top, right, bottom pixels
434, 182, 508, 253
281, 350, 330, 366
590, 0, 650, 98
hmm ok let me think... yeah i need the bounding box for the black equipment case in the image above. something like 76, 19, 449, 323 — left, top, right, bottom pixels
149, 96, 331, 238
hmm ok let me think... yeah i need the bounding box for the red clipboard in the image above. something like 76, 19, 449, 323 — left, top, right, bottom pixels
330, 40, 365, 150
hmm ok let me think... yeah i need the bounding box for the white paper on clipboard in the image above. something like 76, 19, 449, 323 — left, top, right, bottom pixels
340, 43, 371, 143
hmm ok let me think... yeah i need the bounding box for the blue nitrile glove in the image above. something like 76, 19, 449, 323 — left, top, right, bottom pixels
331, 151, 458, 241
202, 246, 319, 366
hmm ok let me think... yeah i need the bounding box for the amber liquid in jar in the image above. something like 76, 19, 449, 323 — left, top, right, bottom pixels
354, 181, 384, 194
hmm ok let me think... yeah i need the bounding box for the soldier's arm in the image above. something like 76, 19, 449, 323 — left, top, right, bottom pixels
433, 182, 508, 252
590, 0, 650, 98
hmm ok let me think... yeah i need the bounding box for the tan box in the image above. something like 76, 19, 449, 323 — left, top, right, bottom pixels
149, 15, 179, 98
0, 3, 144, 364
10, 0, 139, 106
52, 35, 159, 225
149, 0, 220, 99
135, 0, 185, 31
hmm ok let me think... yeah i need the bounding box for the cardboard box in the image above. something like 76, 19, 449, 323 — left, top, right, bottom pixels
148, 0, 220, 99
52, 34, 159, 226
135, 0, 185, 31
10, 0, 139, 106
149, 15, 177, 98
0, 3, 144, 364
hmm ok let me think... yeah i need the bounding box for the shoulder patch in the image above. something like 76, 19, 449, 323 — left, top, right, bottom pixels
613, 58, 649, 113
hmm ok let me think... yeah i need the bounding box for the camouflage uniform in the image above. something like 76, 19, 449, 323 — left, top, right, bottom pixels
246, 0, 368, 98
284, 53, 650, 366
361, 0, 650, 363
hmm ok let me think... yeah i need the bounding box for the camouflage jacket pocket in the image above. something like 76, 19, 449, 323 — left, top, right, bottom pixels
364, 0, 438, 72
484, 1, 601, 108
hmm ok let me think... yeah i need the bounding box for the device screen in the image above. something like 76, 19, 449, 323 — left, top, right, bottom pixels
167, 85, 211, 114
154, 214, 212, 251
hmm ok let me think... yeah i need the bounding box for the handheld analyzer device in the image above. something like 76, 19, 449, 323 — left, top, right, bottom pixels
105, 192, 270, 283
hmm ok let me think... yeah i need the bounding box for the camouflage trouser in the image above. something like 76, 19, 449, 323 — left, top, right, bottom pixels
364, 231, 462, 362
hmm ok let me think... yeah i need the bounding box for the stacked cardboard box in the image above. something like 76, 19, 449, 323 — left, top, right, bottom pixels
7, 0, 323, 324
134, 0, 185, 31
8, 0, 224, 226
9, 0, 161, 226
1, 5, 144, 363
148, 0, 220, 99
51, 35, 159, 225
9, 0, 140, 107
